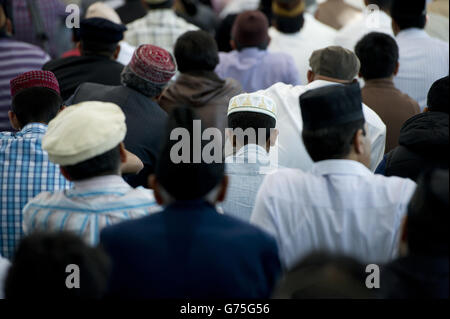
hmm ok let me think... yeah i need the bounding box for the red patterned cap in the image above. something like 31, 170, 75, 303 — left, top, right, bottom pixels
129, 44, 177, 85
10, 70, 60, 98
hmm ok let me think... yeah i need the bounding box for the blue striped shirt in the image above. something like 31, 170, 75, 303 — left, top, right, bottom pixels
0, 37, 50, 132
23, 175, 161, 246
0, 123, 70, 259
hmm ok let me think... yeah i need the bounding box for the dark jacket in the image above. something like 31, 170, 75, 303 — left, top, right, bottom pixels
380, 255, 449, 299
68, 83, 167, 187
100, 200, 281, 299
383, 112, 449, 181
159, 71, 243, 135
43, 56, 124, 100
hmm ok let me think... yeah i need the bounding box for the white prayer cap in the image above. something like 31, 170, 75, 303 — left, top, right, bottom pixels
85, 2, 122, 25
227, 93, 277, 120
43, 101, 127, 166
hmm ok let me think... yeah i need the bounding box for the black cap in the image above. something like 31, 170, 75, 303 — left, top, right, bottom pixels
407, 169, 449, 256
80, 17, 127, 44
155, 107, 225, 201
299, 83, 364, 131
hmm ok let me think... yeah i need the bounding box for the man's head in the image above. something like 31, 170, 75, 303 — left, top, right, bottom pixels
391, 0, 427, 34
400, 169, 449, 257
355, 32, 399, 81
0, 0, 12, 34
174, 30, 219, 74
364, 0, 392, 12
9, 71, 62, 130
122, 44, 177, 98
231, 10, 270, 51
227, 93, 279, 153
272, 0, 306, 34
426, 76, 449, 114
151, 107, 227, 205
42, 101, 128, 182
300, 83, 371, 167
141, 0, 174, 10
308, 46, 361, 84
78, 17, 126, 59
272, 252, 374, 299
5, 232, 110, 299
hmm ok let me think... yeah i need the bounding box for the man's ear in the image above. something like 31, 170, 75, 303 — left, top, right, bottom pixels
149, 175, 165, 205
216, 176, 229, 203
307, 70, 315, 84
5, 18, 12, 34
393, 61, 400, 76
113, 44, 121, 60
8, 111, 21, 130
269, 128, 279, 147
230, 39, 237, 50
353, 128, 366, 155
118, 142, 127, 164
60, 167, 73, 181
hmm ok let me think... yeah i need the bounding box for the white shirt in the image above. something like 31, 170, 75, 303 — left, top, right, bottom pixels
334, 9, 394, 51
269, 13, 337, 85
0, 254, 10, 299
251, 160, 417, 269
256, 80, 387, 172
219, 0, 259, 18
221, 144, 276, 222
117, 41, 135, 66
394, 28, 449, 111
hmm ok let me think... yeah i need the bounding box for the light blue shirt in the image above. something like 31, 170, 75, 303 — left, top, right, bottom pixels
216, 48, 301, 92
0, 123, 71, 259
23, 175, 161, 246
221, 144, 276, 222
251, 160, 417, 269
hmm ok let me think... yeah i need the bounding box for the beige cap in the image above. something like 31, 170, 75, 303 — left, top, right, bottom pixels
309, 46, 361, 82
228, 93, 277, 120
43, 101, 127, 166
85, 2, 122, 24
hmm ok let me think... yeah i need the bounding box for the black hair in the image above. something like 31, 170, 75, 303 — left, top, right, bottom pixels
273, 14, 305, 34
145, 0, 174, 10
427, 76, 449, 114
12, 87, 62, 127
355, 32, 399, 80
5, 232, 110, 299
406, 169, 449, 257
302, 119, 366, 162
62, 145, 121, 181
174, 30, 219, 73
215, 14, 238, 53
228, 111, 276, 146
391, 1, 426, 30
80, 39, 118, 58
368, 0, 392, 11
272, 252, 374, 299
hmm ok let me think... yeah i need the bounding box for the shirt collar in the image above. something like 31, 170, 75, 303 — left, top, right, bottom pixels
72, 175, 131, 193
363, 78, 395, 89
237, 47, 267, 57
397, 28, 429, 40
225, 144, 270, 164
311, 160, 372, 177
17, 123, 48, 137
305, 80, 343, 91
